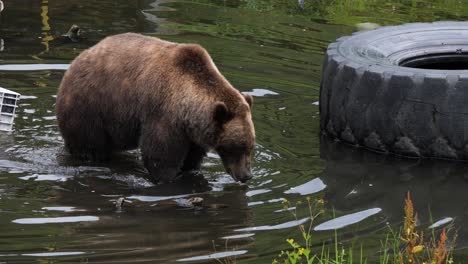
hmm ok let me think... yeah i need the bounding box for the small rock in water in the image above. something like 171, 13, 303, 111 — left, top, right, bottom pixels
355, 22, 381, 31
115, 197, 125, 211
174, 197, 204, 208
62, 25, 83, 42
188, 197, 204, 207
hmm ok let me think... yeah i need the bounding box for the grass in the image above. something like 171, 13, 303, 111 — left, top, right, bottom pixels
273, 192, 456, 264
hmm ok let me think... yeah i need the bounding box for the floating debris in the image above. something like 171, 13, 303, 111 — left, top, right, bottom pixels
61, 25, 82, 42
0, 87, 20, 131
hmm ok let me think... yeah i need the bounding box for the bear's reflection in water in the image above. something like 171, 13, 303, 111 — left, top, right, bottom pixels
55, 185, 252, 262
320, 136, 468, 247
22, 151, 254, 263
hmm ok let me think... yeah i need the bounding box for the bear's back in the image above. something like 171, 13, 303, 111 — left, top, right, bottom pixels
58, 33, 248, 122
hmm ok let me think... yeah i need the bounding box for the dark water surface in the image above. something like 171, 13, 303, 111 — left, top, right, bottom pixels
1, 0, 468, 263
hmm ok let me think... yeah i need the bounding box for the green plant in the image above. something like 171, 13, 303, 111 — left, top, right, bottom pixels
273, 193, 457, 264
273, 197, 341, 264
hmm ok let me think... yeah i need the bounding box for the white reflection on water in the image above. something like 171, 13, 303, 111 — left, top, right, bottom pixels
242, 88, 279, 97
247, 201, 264, 206
248, 197, 284, 207
177, 250, 248, 262
235, 217, 309, 232
0, 64, 69, 71
222, 233, 255, 239
23, 109, 36, 114
246, 189, 271, 197
19, 174, 72, 182
12, 216, 99, 224
274, 206, 296, 213
42, 206, 85, 212
284, 178, 326, 195
314, 208, 382, 231
19, 95, 38, 99
429, 217, 453, 229
126, 194, 189, 202
96, 174, 155, 188
22, 251, 85, 257
42, 116, 57, 121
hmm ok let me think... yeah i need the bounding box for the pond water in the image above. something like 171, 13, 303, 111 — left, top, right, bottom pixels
1, 0, 468, 263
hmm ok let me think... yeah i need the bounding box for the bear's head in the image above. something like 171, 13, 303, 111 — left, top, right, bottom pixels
214, 94, 255, 183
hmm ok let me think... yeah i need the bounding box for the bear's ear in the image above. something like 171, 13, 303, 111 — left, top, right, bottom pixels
243, 94, 253, 108
213, 102, 232, 124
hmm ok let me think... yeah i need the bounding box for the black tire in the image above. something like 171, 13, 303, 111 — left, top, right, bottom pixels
320, 21, 468, 160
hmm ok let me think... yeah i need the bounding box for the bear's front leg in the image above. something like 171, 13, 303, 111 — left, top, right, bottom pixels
140, 122, 190, 183
181, 143, 206, 172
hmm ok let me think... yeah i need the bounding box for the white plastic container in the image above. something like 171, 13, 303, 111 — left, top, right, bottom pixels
0, 87, 20, 131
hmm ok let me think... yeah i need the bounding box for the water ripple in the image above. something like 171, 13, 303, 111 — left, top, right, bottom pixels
22, 251, 85, 257
13, 216, 99, 224
126, 194, 189, 202
19, 174, 72, 182
284, 178, 326, 195
222, 233, 255, 239
0, 64, 69, 71
235, 217, 308, 232
246, 189, 271, 197
177, 250, 248, 262
243, 88, 279, 97
42, 206, 86, 212
314, 208, 382, 231
429, 217, 453, 229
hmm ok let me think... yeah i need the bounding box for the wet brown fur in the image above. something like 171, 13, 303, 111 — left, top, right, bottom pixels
56, 33, 255, 182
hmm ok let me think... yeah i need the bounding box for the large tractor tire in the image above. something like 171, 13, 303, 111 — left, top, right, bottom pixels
320, 22, 468, 160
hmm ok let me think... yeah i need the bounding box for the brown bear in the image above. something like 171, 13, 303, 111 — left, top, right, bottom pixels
56, 33, 255, 183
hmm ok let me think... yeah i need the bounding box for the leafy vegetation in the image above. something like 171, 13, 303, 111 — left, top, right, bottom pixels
273, 193, 456, 264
